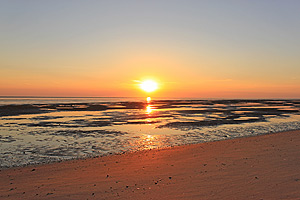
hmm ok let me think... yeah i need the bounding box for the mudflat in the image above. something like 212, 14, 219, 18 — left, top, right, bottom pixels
1, 130, 300, 199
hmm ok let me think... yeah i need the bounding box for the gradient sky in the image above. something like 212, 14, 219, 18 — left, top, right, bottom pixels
1, 0, 300, 98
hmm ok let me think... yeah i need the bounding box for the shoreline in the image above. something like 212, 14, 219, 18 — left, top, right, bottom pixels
1, 99, 299, 168
1, 130, 300, 199
1, 128, 300, 170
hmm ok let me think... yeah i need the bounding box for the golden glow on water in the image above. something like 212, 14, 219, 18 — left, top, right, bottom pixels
134, 134, 165, 150
2, 98, 300, 168
147, 97, 151, 103
146, 105, 153, 114
146, 96, 154, 114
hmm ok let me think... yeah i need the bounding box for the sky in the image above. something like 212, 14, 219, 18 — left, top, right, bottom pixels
1, 0, 300, 98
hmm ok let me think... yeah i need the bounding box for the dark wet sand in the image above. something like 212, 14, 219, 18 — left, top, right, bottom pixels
1, 130, 300, 199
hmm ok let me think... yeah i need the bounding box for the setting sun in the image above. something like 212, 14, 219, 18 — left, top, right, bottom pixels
140, 80, 158, 93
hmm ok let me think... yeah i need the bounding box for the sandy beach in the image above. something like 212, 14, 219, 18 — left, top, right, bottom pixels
1, 130, 300, 199
1, 0, 300, 199
1, 0, 300, 198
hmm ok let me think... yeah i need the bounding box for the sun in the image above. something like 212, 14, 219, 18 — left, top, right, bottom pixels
140, 80, 158, 93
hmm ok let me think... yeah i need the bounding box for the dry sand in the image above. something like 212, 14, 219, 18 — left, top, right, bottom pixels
1, 130, 300, 199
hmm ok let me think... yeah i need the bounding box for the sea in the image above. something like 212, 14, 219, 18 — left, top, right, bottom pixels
1, 97, 299, 168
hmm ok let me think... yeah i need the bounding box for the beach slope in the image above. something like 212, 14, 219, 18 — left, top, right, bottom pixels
1, 130, 300, 199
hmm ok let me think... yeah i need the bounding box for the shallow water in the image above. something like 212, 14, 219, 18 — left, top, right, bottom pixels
0, 98, 300, 168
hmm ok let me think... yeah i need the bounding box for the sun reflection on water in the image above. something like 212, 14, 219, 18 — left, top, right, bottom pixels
145, 96, 155, 114
131, 134, 167, 150
146, 105, 153, 114
147, 97, 151, 103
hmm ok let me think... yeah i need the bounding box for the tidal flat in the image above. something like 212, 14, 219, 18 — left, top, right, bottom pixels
1, 99, 300, 168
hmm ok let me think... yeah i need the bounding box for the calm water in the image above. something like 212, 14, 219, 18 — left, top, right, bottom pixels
0, 97, 300, 168
0, 97, 144, 105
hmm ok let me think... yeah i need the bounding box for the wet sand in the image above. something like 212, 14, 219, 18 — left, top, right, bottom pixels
1, 99, 300, 168
1, 130, 300, 199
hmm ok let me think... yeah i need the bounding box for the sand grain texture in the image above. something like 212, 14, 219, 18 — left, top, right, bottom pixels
1, 130, 300, 199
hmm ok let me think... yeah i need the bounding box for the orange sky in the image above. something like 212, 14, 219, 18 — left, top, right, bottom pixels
1, 1, 300, 98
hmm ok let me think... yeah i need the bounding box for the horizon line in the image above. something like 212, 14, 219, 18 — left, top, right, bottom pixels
0, 96, 299, 100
